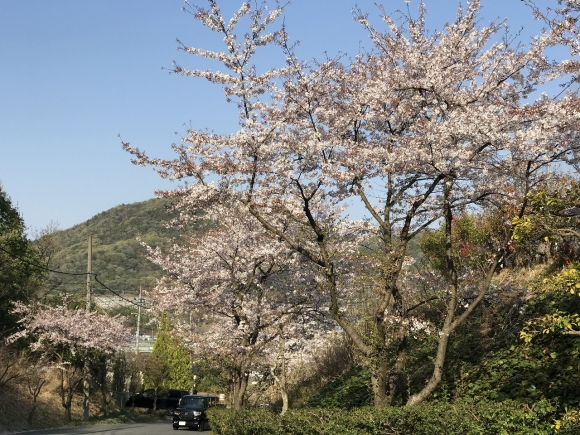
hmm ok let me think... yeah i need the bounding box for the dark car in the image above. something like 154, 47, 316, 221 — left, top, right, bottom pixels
125, 389, 189, 413
172, 394, 219, 431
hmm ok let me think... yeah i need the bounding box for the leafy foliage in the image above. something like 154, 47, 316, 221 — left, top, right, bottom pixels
148, 312, 192, 390
141, 353, 166, 399
511, 181, 580, 266
411, 267, 580, 411
305, 366, 371, 409
207, 399, 554, 435
420, 213, 495, 278
0, 184, 45, 332
521, 264, 580, 343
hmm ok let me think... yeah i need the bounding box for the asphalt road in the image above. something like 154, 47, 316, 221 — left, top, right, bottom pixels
9, 422, 210, 435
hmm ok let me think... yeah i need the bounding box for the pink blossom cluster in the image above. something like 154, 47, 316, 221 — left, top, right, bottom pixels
9, 301, 132, 356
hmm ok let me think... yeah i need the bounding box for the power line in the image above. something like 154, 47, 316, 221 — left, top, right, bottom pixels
43, 277, 146, 308
93, 275, 148, 307
0, 243, 148, 308
0, 244, 89, 276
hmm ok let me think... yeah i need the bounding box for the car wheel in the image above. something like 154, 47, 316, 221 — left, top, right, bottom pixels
198, 422, 204, 432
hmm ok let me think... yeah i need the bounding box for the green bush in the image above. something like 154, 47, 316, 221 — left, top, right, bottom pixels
207, 409, 278, 435
305, 366, 371, 409
207, 399, 556, 435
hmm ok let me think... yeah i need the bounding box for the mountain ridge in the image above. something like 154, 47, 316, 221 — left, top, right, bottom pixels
46, 197, 182, 302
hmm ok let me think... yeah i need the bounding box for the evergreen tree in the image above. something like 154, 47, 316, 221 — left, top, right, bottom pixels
0, 183, 45, 333
150, 312, 192, 390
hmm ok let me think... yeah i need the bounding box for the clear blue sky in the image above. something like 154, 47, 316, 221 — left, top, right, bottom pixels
0, 0, 544, 233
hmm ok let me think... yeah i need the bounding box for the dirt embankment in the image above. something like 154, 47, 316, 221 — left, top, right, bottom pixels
0, 374, 67, 434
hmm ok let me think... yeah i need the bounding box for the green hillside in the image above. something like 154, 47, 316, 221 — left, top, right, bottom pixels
46, 198, 183, 301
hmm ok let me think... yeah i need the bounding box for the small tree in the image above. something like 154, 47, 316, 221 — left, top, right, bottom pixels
9, 300, 130, 421
90, 352, 120, 417
143, 205, 323, 409
111, 352, 130, 408
23, 356, 49, 426
142, 353, 166, 411
0, 183, 45, 333
520, 264, 580, 343
266, 323, 331, 414
0, 343, 22, 390
150, 312, 192, 391
126, 352, 144, 408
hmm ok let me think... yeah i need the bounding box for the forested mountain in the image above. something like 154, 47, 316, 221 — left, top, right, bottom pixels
45, 198, 185, 301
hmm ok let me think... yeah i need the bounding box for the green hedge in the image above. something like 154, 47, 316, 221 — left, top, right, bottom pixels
207, 399, 556, 435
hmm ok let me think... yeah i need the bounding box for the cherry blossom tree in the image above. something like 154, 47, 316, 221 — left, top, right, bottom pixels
524, 0, 580, 73
125, 0, 580, 407
264, 322, 335, 414
8, 301, 130, 420
523, 0, 580, 174
143, 204, 325, 409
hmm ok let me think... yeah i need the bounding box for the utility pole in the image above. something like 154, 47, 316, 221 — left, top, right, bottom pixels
135, 287, 142, 352
83, 235, 92, 421
86, 234, 92, 311
130, 288, 145, 408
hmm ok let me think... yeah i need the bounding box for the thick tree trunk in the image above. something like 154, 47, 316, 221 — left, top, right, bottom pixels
272, 328, 289, 415
232, 371, 249, 410
270, 364, 289, 415
370, 358, 389, 407
100, 386, 110, 417
386, 337, 407, 405
60, 364, 81, 422
369, 336, 407, 407
280, 390, 289, 415
60, 372, 73, 421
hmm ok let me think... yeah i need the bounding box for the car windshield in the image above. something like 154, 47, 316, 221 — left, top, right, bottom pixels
179, 397, 204, 408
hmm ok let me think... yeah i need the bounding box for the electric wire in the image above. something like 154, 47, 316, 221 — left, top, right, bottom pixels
0, 243, 148, 308
0, 244, 89, 276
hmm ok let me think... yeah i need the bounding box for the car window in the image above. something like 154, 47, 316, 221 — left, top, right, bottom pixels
179, 397, 204, 408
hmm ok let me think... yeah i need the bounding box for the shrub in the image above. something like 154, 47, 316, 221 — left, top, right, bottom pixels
207, 399, 555, 435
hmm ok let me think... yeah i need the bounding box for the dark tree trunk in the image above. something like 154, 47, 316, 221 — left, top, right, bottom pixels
232, 371, 249, 410
27, 401, 37, 426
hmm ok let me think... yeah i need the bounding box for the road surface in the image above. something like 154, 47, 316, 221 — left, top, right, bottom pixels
9, 422, 209, 435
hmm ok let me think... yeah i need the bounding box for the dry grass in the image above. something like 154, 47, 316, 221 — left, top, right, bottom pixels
0, 374, 67, 434
493, 264, 547, 289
